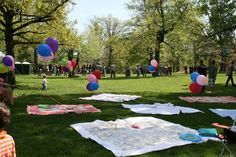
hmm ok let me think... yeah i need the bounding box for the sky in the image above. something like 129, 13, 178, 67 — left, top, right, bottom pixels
68, 0, 132, 33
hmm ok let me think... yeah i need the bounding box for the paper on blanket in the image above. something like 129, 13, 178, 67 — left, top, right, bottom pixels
209, 109, 236, 120
122, 103, 202, 115
71, 117, 215, 157
179, 96, 236, 103
27, 104, 101, 115
80, 93, 141, 102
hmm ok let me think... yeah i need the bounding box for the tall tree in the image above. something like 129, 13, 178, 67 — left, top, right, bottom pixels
128, 0, 190, 63
197, 0, 236, 71
0, 0, 74, 84
90, 15, 125, 67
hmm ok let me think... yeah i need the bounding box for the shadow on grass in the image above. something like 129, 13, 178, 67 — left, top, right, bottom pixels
10, 89, 236, 157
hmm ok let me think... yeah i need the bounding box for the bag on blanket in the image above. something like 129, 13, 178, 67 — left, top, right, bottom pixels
198, 128, 217, 137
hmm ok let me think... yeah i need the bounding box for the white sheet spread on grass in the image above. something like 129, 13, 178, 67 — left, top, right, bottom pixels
71, 117, 215, 157
122, 103, 202, 115
210, 109, 236, 120
80, 93, 141, 102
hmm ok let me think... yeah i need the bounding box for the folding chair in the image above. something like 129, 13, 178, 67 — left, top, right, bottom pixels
212, 121, 236, 157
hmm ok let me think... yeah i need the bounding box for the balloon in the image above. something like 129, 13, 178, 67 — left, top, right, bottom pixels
189, 82, 202, 94
196, 75, 207, 86
0, 64, 8, 73
63, 66, 69, 72
0, 87, 3, 94
7, 55, 14, 62
150, 59, 158, 68
45, 37, 59, 53
0, 78, 4, 83
9, 65, 15, 71
71, 60, 77, 68
148, 65, 155, 73
87, 74, 98, 83
61, 58, 67, 65
89, 82, 99, 91
92, 70, 101, 79
67, 61, 72, 68
86, 83, 93, 91
37, 44, 52, 57
38, 51, 54, 61
190, 72, 199, 82
2, 56, 13, 66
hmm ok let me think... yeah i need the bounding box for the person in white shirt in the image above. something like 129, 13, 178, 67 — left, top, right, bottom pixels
42, 75, 48, 91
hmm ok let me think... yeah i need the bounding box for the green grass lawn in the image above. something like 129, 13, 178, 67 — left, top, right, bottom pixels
8, 73, 236, 157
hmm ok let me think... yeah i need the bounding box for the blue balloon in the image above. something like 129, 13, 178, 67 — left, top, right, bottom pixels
190, 72, 199, 82
90, 82, 99, 90
37, 44, 51, 57
87, 82, 99, 91
148, 65, 155, 73
86, 83, 93, 91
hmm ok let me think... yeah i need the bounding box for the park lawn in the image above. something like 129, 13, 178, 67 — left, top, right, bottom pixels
8, 73, 236, 157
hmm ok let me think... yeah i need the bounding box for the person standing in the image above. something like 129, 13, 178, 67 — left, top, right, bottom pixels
136, 65, 140, 77
197, 60, 207, 93
110, 63, 116, 78
208, 60, 218, 93
225, 61, 236, 87
125, 63, 131, 78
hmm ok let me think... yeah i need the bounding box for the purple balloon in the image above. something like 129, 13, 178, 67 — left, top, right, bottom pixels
63, 66, 69, 72
2, 56, 13, 66
45, 37, 58, 53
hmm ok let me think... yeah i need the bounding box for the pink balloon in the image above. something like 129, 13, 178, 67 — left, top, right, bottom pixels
38, 51, 54, 61
196, 75, 207, 86
67, 61, 72, 68
87, 74, 98, 83
9, 65, 15, 71
150, 59, 158, 68
0, 87, 3, 94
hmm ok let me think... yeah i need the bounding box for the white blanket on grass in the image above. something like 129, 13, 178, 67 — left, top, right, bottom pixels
80, 93, 141, 102
71, 117, 216, 157
122, 103, 202, 115
210, 109, 236, 120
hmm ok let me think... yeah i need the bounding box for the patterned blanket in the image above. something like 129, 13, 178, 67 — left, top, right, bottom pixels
71, 117, 217, 156
27, 104, 101, 115
179, 96, 236, 103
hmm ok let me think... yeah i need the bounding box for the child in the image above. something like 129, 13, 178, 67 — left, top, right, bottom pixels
42, 75, 47, 91
0, 103, 16, 157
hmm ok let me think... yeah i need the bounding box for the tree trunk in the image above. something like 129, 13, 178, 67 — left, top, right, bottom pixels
108, 45, 113, 70
34, 48, 38, 75
4, 16, 16, 85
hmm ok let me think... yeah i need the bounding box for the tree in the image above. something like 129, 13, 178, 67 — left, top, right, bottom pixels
127, 0, 190, 63
90, 15, 125, 68
0, 0, 74, 83
197, 0, 236, 71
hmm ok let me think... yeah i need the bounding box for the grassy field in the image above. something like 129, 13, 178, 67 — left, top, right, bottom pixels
8, 73, 236, 157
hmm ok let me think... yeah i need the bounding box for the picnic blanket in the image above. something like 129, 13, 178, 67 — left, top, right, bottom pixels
179, 96, 236, 103
71, 117, 216, 157
210, 109, 236, 120
122, 103, 202, 115
27, 104, 101, 115
80, 93, 141, 102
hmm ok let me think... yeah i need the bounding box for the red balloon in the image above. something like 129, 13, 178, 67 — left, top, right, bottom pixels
189, 82, 202, 94
92, 70, 102, 79
71, 60, 77, 68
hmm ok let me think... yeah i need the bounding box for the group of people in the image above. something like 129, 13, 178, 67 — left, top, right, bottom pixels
187, 60, 235, 93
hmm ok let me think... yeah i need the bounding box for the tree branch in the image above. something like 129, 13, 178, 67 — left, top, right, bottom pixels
13, 0, 69, 32
13, 31, 45, 36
